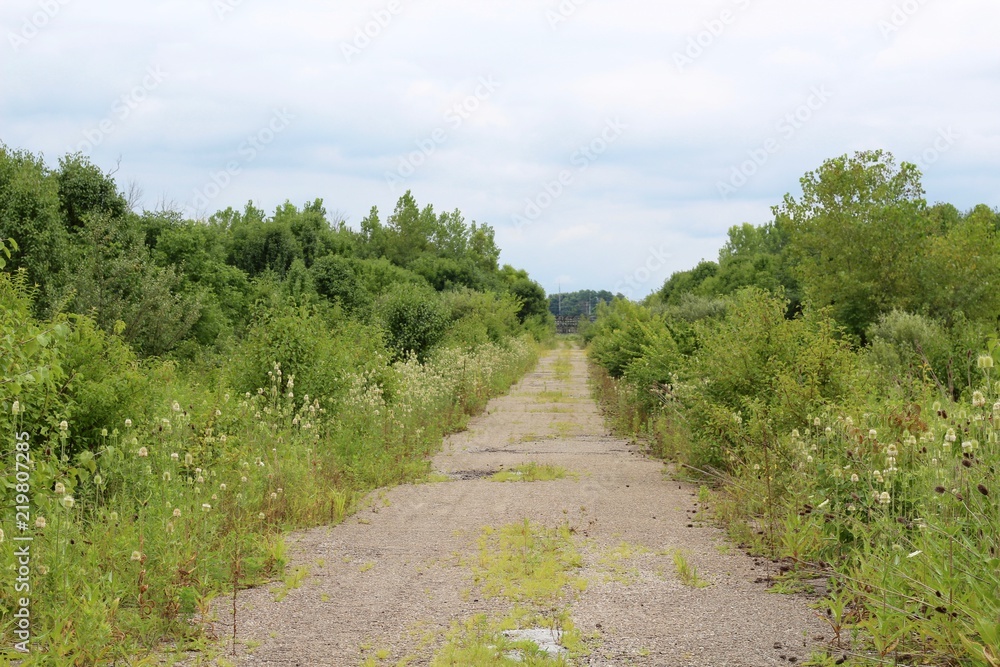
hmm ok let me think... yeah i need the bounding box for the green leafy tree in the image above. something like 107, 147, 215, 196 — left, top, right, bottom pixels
0, 145, 70, 312
55, 153, 127, 230
775, 150, 929, 336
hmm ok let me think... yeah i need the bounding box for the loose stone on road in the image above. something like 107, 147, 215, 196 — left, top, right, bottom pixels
211, 347, 826, 666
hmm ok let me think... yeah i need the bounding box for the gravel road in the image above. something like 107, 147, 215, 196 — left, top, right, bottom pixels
199, 347, 828, 666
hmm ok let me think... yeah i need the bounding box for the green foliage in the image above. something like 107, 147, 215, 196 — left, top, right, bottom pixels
311, 253, 371, 315
438, 288, 521, 348
775, 150, 930, 336
586, 150, 1000, 667
66, 213, 201, 356
0, 141, 551, 662
377, 284, 448, 361
868, 310, 952, 390
548, 289, 617, 317
55, 153, 128, 230
0, 145, 70, 312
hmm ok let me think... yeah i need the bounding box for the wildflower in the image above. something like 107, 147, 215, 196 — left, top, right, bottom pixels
825, 427, 833, 436
38, 565, 48, 575
59, 420, 68, 433
212, 494, 218, 501
202, 503, 211, 512
173, 508, 182, 518
258, 512, 266, 520
101, 428, 108, 437
54, 482, 66, 494
945, 429, 957, 443
171, 452, 179, 461
972, 391, 986, 408
962, 441, 974, 453
138, 447, 148, 457
172, 401, 181, 412
12, 400, 20, 415
851, 474, 859, 483
166, 522, 175, 534
125, 418, 133, 428
163, 472, 171, 482
196, 475, 205, 484
219, 483, 227, 491
869, 429, 877, 439
270, 492, 278, 500
185, 453, 194, 466
806, 456, 814, 463
832, 468, 843, 479
276, 488, 283, 494
131, 551, 142, 561
109, 511, 119, 521
879, 492, 891, 504
241, 476, 248, 483
978, 355, 994, 369
978, 484, 990, 496
94, 474, 103, 486
887, 444, 898, 456
847, 504, 856, 512
61, 495, 75, 509
35, 516, 46, 529
813, 418, 821, 427
792, 429, 801, 439
215, 409, 222, 417
220, 434, 227, 443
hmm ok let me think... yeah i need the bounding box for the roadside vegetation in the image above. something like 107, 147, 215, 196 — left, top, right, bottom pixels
0, 144, 551, 662
586, 150, 1000, 666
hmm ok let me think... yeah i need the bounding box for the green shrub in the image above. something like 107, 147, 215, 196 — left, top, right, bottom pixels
377, 284, 448, 361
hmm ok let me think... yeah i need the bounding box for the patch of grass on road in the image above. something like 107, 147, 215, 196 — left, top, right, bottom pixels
491, 463, 576, 483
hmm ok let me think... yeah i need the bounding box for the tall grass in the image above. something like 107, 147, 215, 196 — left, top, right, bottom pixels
0, 336, 537, 663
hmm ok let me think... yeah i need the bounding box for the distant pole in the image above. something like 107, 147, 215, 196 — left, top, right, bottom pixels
558, 283, 562, 315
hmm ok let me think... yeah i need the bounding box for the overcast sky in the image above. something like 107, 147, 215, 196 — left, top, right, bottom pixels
2, 1, 998, 297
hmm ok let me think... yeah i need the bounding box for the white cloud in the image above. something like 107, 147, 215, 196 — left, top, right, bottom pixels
1, 0, 997, 294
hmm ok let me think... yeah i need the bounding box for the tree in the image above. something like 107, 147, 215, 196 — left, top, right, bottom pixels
0, 145, 70, 312
55, 153, 127, 230
775, 150, 930, 337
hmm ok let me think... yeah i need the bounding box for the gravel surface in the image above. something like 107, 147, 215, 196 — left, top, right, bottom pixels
194, 348, 828, 666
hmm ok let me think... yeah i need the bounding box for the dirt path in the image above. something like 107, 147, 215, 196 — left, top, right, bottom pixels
207, 347, 827, 666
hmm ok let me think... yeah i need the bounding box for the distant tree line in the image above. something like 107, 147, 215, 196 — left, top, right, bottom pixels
0, 146, 552, 359
548, 289, 619, 318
